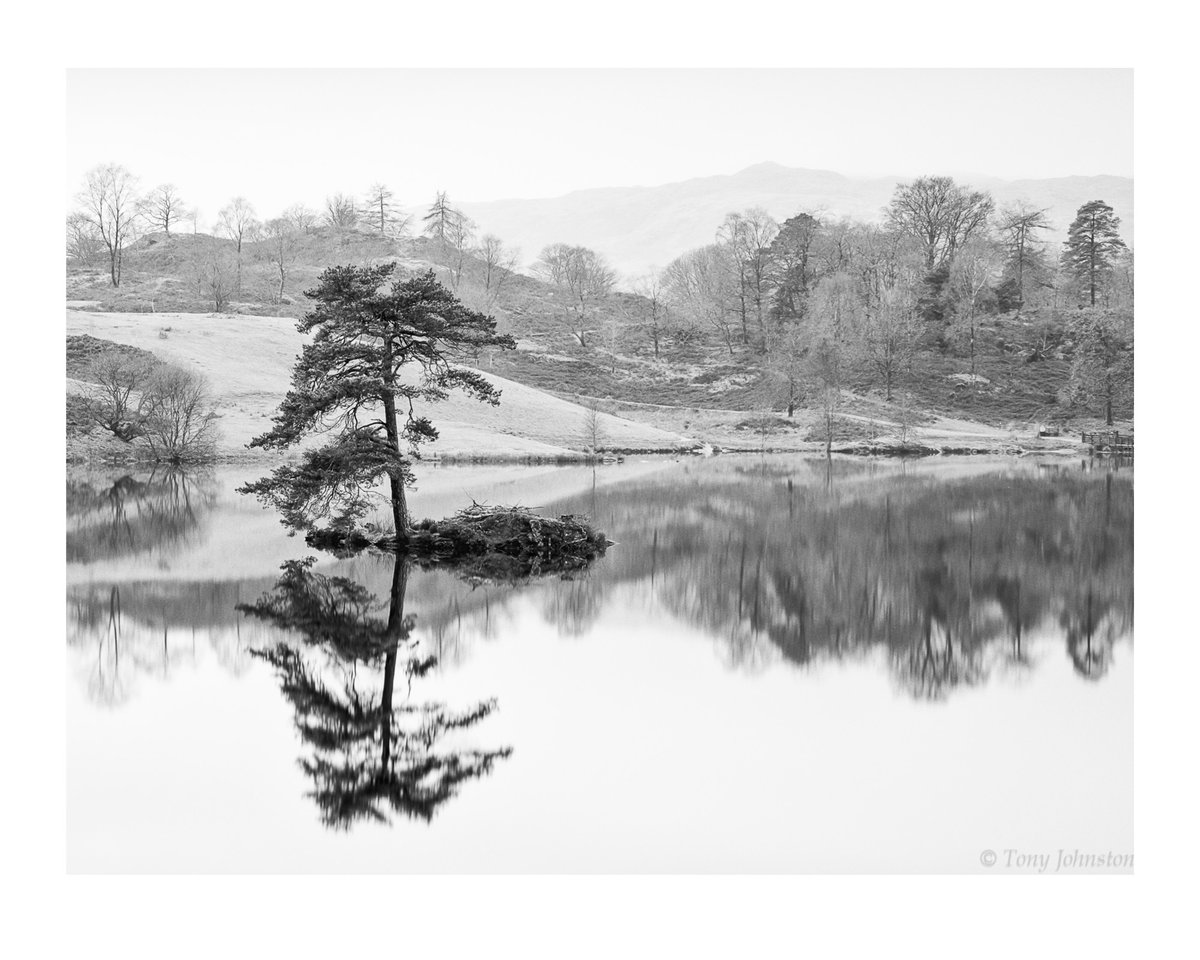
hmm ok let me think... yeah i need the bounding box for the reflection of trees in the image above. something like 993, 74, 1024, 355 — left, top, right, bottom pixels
66, 469, 217, 563
240, 556, 511, 829
540, 575, 604, 638
74, 585, 132, 706
551, 461, 1133, 698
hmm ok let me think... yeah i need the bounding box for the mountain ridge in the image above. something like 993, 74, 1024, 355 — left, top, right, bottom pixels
458, 162, 1134, 278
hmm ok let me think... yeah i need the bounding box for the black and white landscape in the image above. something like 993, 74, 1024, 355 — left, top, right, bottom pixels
64, 68, 1133, 874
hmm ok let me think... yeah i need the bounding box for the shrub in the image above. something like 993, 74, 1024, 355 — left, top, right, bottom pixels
140, 364, 220, 462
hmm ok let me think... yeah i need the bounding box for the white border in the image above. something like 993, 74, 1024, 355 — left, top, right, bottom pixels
4, 3, 1196, 956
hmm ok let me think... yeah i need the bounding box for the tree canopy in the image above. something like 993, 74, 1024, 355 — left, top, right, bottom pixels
241, 264, 515, 533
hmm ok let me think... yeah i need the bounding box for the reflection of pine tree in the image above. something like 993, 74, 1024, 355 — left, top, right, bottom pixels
241, 557, 511, 829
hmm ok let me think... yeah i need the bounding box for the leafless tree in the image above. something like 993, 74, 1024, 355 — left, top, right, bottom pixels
662, 244, 739, 354
533, 243, 617, 348
217, 197, 259, 294
886, 176, 995, 270
949, 238, 1002, 379
767, 323, 806, 417
808, 336, 846, 457
324, 193, 359, 229
443, 212, 477, 291
84, 349, 156, 440
477, 234, 519, 307
141, 364, 220, 462
628, 271, 670, 359
718, 208, 777, 344
65, 212, 106, 266
809, 272, 861, 343
283, 203, 319, 235
262, 218, 300, 303
858, 280, 920, 401
189, 237, 236, 311
76, 163, 141, 287
580, 399, 607, 455
140, 184, 187, 236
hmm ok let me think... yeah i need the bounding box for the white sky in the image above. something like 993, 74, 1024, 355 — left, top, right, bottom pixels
67, 69, 1132, 226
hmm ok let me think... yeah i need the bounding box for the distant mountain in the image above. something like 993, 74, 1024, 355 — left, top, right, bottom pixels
459, 162, 1134, 279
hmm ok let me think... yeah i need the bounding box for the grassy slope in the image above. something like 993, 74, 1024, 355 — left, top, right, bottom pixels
65, 309, 695, 460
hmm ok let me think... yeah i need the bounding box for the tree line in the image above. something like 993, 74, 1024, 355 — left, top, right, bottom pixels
654, 177, 1133, 425
68, 166, 1134, 425
66, 165, 520, 309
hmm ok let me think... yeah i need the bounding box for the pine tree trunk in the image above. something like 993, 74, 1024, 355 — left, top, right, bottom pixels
382, 393, 410, 534
380, 331, 410, 534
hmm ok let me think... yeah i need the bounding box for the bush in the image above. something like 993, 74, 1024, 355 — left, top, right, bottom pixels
140, 365, 220, 462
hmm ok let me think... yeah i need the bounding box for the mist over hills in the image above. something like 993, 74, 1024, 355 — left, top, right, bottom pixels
459, 162, 1134, 278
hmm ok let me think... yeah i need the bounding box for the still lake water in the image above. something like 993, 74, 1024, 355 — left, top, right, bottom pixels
67, 455, 1133, 873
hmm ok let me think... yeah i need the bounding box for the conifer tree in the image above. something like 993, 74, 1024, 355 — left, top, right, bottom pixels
1061, 200, 1127, 307
241, 264, 515, 534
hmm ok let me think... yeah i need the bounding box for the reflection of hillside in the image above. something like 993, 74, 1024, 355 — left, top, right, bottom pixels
66, 469, 218, 564
547, 458, 1133, 698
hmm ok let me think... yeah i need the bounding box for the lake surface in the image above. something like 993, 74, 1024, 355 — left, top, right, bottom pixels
66, 455, 1133, 873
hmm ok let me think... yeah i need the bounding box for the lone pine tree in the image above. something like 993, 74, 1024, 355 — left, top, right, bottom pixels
1062, 200, 1127, 307
241, 264, 515, 534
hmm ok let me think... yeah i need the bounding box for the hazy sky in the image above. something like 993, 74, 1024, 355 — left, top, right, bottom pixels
67, 69, 1132, 225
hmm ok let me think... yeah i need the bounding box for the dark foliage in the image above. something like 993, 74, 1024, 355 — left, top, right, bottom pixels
240, 556, 511, 828
241, 264, 516, 532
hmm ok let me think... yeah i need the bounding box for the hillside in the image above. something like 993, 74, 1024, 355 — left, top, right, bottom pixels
65, 309, 696, 462
460, 162, 1135, 276
65, 213, 1129, 446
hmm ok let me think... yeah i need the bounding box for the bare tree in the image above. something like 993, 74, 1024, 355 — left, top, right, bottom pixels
84, 350, 156, 440
662, 244, 739, 354
323, 193, 359, 229
477, 234, 519, 307
189, 237, 236, 311
533, 244, 617, 348
808, 273, 860, 451
580, 399, 607, 455
808, 336, 846, 457
858, 280, 920, 401
140, 184, 187, 236
718, 208, 778, 345
949, 238, 1002, 380
767, 323, 806, 417
628, 271, 670, 359
141, 364, 220, 462
262, 218, 300, 303
217, 197, 259, 295
443, 212, 477, 291
886, 176, 995, 270
283, 203, 319, 235
65, 212, 106, 266
76, 163, 141, 287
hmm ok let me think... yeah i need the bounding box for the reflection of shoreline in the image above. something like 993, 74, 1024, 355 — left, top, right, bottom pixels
67, 459, 1132, 705
67, 469, 219, 565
